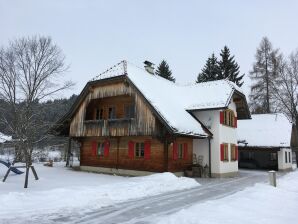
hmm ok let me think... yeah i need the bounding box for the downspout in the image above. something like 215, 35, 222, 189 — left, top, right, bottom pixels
208, 137, 212, 177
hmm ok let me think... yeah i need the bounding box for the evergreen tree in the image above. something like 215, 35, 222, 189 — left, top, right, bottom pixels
196, 53, 220, 83
218, 46, 245, 87
155, 60, 175, 82
249, 37, 280, 113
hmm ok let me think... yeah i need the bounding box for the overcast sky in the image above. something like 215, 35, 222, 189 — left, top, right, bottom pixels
1, 0, 298, 98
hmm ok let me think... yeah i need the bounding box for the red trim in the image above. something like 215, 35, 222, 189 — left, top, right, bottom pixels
92, 141, 97, 156
144, 140, 151, 160
234, 116, 237, 128
173, 142, 178, 160
220, 111, 224, 124
128, 141, 134, 159
220, 144, 224, 161
104, 139, 110, 157
183, 143, 188, 160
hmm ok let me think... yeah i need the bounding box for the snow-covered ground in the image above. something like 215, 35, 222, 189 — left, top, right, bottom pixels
0, 163, 199, 223
155, 170, 298, 224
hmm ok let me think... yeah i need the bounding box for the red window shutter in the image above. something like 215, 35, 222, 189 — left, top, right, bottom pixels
144, 140, 151, 160
173, 142, 178, 160
92, 141, 97, 156
235, 145, 238, 160
128, 141, 134, 159
220, 111, 224, 124
104, 140, 110, 157
220, 144, 224, 161
183, 143, 188, 160
234, 116, 237, 128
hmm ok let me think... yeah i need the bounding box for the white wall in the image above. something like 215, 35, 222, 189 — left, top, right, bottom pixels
192, 99, 238, 176
278, 148, 293, 170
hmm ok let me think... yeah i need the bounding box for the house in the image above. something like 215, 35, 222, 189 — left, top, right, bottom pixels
52, 60, 250, 177
237, 113, 294, 171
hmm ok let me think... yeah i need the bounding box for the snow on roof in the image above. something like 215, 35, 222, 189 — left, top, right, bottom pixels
237, 113, 292, 148
92, 61, 241, 137
0, 132, 11, 143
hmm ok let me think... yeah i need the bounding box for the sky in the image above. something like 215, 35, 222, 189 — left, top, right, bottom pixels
1, 0, 298, 99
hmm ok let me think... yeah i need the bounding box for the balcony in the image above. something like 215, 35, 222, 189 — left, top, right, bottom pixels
83, 118, 135, 136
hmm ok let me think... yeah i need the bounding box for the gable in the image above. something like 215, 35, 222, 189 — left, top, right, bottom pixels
69, 78, 166, 137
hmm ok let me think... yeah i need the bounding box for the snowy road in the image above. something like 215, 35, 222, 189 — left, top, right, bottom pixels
55, 170, 271, 224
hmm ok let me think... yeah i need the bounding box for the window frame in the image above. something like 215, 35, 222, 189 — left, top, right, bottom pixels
222, 143, 229, 161
223, 109, 235, 127
97, 142, 105, 157
135, 142, 145, 158
177, 143, 184, 159
108, 106, 116, 119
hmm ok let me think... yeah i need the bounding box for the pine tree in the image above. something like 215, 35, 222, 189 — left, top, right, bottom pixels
218, 46, 244, 87
155, 60, 175, 82
196, 53, 220, 83
249, 37, 280, 113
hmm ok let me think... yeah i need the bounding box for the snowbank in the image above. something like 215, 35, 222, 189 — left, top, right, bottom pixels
0, 132, 11, 143
156, 171, 298, 224
0, 164, 199, 221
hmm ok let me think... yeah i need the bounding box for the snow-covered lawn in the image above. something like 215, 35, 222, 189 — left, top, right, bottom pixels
0, 163, 199, 222
156, 170, 298, 224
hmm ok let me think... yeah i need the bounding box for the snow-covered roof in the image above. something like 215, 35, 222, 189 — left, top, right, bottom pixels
91, 61, 245, 137
237, 113, 292, 148
0, 132, 11, 143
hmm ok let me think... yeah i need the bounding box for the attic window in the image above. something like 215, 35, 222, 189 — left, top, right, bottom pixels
223, 109, 236, 127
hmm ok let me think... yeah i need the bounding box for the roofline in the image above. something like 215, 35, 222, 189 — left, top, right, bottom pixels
186, 110, 213, 137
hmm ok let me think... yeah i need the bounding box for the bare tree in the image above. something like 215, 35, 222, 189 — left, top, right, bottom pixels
249, 37, 280, 113
271, 51, 298, 123
0, 36, 73, 188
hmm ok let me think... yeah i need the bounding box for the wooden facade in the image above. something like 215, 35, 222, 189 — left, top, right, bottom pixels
68, 77, 195, 173
70, 80, 164, 138
80, 136, 193, 173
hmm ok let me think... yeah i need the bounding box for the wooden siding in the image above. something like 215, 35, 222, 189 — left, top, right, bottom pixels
80, 136, 193, 173
168, 137, 193, 172
70, 81, 163, 137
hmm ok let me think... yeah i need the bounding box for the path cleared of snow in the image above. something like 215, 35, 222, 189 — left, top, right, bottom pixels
156, 170, 298, 224
0, 163, 199, 222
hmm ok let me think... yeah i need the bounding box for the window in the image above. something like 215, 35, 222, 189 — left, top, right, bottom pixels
125, 104, 135, 118
221, 143, 229, 161
178, 143, 184, 159
108, 107, 116, 119
97, 142, 105, 156
95, 108, 104, 120
135, 142, 144, 158
270, 152, 277, 161
285, 151, 288, 163
289, 152, 291, 163
230, 144, 236, 161
222, 109, 236, 127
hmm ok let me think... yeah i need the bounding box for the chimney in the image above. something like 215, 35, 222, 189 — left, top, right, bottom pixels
144, 61, 155, 75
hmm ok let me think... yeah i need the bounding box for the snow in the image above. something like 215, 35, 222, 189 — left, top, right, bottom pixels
237, 113, 292, 148
156, 170, 298, 224
92, 61, 242, 137
0, 132, 11, 143
0, 163, 199, 222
